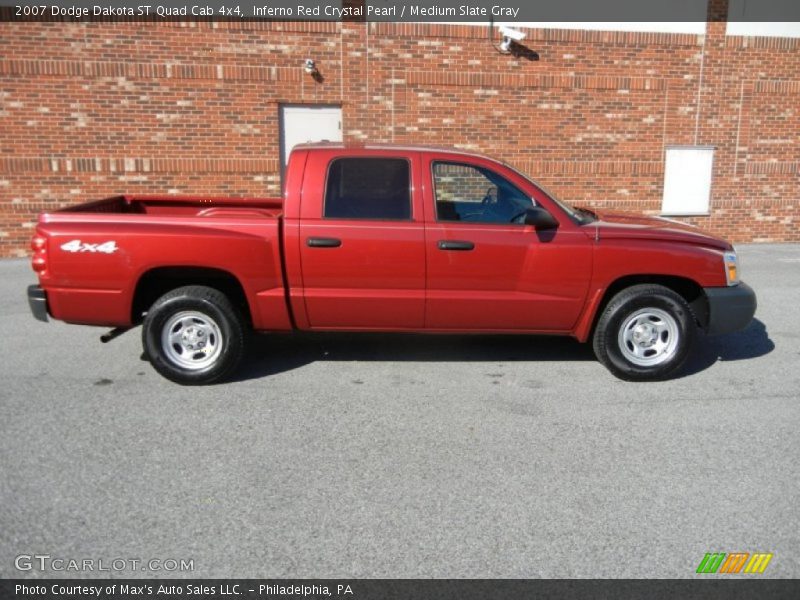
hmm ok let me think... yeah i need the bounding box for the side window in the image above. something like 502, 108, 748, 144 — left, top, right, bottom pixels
432, 162, 533, 224
324, 158, 411, 220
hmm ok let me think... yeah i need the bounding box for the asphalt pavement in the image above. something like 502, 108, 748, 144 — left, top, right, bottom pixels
1, 244, 798, 578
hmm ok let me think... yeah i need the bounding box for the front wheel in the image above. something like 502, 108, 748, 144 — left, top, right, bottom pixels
142, 285, 245, 385
592, 284, 696, 381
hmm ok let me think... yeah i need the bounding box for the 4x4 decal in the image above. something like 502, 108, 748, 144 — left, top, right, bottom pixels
60, 240, 118, 254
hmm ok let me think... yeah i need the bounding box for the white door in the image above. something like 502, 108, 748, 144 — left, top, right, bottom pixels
280, 105, 342, 167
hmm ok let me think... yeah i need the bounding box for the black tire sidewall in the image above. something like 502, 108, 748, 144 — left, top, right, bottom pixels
143, 291, 242, 385
596, 287, 695, 381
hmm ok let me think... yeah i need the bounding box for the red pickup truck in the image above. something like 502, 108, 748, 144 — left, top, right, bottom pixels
28, 143, 756, 384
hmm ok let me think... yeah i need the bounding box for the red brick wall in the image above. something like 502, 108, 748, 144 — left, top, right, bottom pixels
1, 17, 798, 256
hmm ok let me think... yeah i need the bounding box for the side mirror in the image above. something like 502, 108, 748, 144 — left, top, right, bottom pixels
524, 207, 559, 230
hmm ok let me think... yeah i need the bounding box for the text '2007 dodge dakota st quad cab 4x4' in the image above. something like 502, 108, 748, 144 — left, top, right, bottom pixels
27, 144, 756, 385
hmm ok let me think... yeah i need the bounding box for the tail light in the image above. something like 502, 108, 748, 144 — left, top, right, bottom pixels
31, 234, 47, 274
31, 235, 46, 252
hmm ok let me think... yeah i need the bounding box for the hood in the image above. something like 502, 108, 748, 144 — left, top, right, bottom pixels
586, 209, 732, 251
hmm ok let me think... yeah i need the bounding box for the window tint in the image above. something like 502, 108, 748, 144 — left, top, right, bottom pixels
432, 162, 533, 224
324, 158, 411, 220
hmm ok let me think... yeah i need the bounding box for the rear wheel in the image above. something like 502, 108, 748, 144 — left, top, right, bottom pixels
592, 284, 696, 381
142, 285, 245, 385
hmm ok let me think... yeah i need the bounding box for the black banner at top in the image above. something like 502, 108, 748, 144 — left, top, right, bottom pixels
1, 0, 800, 22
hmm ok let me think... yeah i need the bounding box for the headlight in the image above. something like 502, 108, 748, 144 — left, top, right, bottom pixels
724, 250, 739, 286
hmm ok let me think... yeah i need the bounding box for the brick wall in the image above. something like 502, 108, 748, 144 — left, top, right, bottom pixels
1, 13, 798, 256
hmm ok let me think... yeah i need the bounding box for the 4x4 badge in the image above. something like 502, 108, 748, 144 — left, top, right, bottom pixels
60, 240, 118, 254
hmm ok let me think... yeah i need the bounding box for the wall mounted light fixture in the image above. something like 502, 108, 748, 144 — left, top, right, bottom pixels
497, 26, 527, 54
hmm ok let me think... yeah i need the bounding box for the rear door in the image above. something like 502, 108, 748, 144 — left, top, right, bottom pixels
297, 150, 426, 329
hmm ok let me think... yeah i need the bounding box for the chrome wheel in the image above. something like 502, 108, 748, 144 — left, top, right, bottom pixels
161, 310, 223, 370
617, 308, 679, 367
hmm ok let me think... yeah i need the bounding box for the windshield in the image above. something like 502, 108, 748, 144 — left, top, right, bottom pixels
501, 161, 597, 225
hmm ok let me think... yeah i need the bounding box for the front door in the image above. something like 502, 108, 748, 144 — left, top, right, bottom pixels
424, 158, 592, 332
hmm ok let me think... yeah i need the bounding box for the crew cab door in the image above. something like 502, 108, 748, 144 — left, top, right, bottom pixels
296, 150, 425, 329
423, 156, 592, 331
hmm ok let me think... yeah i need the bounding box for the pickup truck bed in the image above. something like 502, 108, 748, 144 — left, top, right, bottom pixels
32, 194, 291, 332
60, 194, 284, 217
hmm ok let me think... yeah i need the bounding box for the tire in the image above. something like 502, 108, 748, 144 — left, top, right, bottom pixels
142, 285, 245, 385
592, 284, 696, 381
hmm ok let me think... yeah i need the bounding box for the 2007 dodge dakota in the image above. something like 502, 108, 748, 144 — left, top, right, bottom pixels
27, 144, 756, 384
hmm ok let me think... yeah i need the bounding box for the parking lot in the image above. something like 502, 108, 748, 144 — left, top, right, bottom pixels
1, 243, 798, 578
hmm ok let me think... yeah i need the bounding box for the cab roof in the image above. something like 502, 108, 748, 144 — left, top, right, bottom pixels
291, 141, 491, 158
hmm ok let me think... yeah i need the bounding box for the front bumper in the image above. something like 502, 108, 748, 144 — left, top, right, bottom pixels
27, 285, 49, 322
704, 281, 757, 335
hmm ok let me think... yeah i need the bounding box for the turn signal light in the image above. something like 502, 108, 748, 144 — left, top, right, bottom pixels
727, 263, 737, 283
724, 251, 739, 286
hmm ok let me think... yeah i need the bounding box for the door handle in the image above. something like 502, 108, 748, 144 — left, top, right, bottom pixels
307, 237, 342, 248
438, 240, 475, 251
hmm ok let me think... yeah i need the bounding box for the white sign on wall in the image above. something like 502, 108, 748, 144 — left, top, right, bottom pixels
661, 147, 715, 216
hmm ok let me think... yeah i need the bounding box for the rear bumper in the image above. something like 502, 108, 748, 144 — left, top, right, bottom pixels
704, 282, 756, 335
27, 285, 49, 322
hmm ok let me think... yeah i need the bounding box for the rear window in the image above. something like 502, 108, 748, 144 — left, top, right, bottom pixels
324, 158, 411, 220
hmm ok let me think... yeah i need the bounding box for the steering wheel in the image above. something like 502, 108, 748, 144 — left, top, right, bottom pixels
481, 187, 497, 206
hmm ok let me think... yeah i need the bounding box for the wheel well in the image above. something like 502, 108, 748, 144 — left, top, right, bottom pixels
594, 274, 708, 332
131, 267, 252, 325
